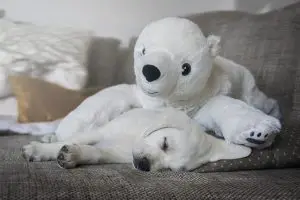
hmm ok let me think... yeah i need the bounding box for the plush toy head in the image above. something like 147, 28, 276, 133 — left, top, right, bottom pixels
134, 17, 220, 101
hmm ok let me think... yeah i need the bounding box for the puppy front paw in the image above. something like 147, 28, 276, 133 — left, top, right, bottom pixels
22, 141, 45, 161
57, 145, 80, 169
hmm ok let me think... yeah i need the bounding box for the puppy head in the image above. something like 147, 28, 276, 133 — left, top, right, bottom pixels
132, 109, 251, 172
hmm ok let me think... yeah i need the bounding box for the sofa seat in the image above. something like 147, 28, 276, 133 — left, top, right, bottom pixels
0, 133, 299, 200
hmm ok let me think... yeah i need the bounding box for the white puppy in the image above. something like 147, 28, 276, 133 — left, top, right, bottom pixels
22, 108, 251, 171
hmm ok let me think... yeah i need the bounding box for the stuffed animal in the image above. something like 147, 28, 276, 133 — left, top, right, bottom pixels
48, 17, 281, 149
22, 108, 251, 171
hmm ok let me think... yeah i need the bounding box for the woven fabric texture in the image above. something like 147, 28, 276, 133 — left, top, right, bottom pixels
0, 133, 299, 200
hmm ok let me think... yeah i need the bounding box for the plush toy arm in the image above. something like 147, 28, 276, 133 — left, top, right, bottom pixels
214, 56, 281, 120
194, 95, 281, 149
55, 84, 142, 141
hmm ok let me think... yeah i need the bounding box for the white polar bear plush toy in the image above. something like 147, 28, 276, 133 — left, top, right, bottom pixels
51, 17, 281, 149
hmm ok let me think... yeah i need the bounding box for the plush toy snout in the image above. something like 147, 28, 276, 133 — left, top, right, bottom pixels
136, 49, 174, 83
142, 64, 161, 82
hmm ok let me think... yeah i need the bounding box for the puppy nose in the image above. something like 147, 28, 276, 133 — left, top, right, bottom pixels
133, 157, 151, 172
142, 65, 161, 82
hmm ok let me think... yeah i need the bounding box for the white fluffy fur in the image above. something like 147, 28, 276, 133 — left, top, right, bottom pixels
22, 108, 251, 171
22, 17, 281, 170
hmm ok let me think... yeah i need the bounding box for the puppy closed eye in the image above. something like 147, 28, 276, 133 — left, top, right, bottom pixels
161, 137, 168, 151
142, 47, 146, 55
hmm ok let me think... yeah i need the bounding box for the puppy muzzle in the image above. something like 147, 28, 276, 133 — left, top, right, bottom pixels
133, 157, 151, 172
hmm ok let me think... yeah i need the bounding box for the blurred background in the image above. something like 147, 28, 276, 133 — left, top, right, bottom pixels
0, 0, 299, 46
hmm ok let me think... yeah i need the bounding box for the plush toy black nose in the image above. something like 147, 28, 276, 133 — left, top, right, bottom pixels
133, 157, 150, 172
142, 65, 161, 82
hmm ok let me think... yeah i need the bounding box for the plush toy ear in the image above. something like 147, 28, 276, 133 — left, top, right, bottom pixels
207, 35, 221, 57
208, 135, 252, 162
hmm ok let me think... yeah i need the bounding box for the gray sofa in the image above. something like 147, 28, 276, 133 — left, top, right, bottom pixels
1, 3, 300, 200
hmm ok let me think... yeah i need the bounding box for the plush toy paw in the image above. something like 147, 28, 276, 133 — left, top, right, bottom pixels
233, 118, 281, 149
57, 145, 80, 169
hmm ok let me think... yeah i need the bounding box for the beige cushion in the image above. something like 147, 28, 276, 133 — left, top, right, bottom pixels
8, 75, 102, 123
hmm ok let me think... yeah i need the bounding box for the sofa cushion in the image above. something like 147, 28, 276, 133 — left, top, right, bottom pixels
290, 13, 300, 124
221, 11, 299, 124
86, 37, 121, 88
196, 125, 300, 172
190, 3, 300, 123
188, 3, 300, 172
0, 133, 300, 200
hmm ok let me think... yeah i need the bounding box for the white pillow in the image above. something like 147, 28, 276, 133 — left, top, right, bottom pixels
0, 19, 93, 98
0, 97, 17, 116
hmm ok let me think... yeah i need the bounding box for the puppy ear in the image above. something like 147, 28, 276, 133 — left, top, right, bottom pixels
207, 35, 221, 57
208, 136, 251, 162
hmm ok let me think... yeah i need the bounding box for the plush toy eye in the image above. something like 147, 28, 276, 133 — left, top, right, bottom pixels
142, 48, 146, 55
161, 137, 168, 151
181, 63, 191, 76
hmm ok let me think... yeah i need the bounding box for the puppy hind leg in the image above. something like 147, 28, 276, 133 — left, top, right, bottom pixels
22, 127, 112, 163
57, 145, 131, 169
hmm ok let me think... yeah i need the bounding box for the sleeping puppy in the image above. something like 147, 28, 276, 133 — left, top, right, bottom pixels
22, 108, 251, 172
